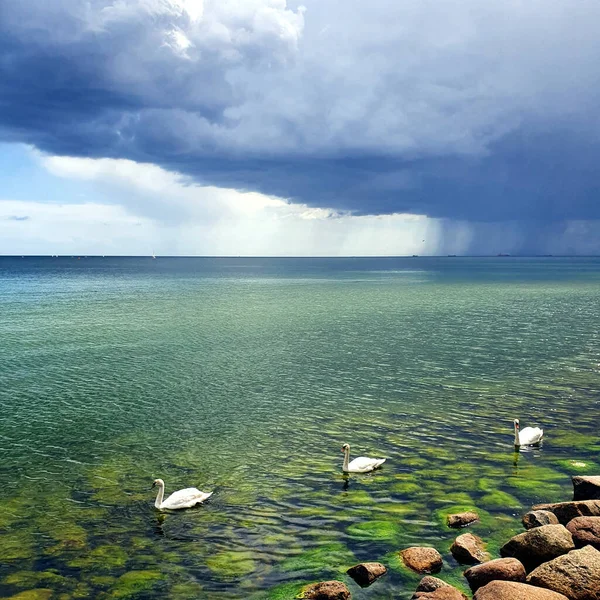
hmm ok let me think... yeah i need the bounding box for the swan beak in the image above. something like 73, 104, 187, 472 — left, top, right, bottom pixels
151, 482, 156, 489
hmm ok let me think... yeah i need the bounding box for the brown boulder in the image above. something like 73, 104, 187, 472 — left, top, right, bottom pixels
573, 476, 600, 501
346, 562, 386, 587
401, 547, 443, 573
464, 557, 526, 592
533, 499, 600, 524
450, 533, 490, 564
474, 580, 569, 600
448, 511, 480, 528
500, 524, 575, 570
566, 516, 600, 549
301, 581, 351, 600
526, 545, 600, 600
522, 510, 559, 529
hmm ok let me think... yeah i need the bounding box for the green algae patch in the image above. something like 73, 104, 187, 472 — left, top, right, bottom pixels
2, 532, 35, 561
391, 482, 421, 495
551, 431, 599, 450
506, 476, 564, 500
206, 550, 257, 578
168, 581, 205, 599
480, 490, 522, 509
401, 458, 429, 468
2, 570, 70, 590
68, 544, 129, 572
375, 502, 416, 517
89, 575, 117, 588
431, 491, 474, 506
334, 489, 374, 506
2, 590, 53, 600
280, 542, 355, 575
346, 519, 400, 542
108, 570, 165, 599
554, 458, 600, 474
254, 581, 305, 600
293, 505, 333, 518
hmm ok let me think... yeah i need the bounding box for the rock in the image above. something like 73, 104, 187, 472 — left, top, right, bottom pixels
414, 577, 452, 593
526, 545, 600, 600
566, 516, 600, 549
401, 547, 443, 573
448, 511, 480, 528
346, 562, 386, 587
500, 524, 575, 571
533, 500, 600, 524
573, 476, 600, 501
413, 587, 468, 599
522, 510, 559, 529
301, 581, 351, 600
412, 578, 467, 600
464, 557, 526, 592
450, 533, 490, 564
473, 580, 570, 600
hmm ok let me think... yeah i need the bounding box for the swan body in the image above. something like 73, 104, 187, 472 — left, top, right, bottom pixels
341, 443, 386, 473
152, 478, 213, 510
513, 419, 544, 447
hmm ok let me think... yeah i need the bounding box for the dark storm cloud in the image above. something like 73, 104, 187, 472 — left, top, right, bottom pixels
1, 0, 599, 235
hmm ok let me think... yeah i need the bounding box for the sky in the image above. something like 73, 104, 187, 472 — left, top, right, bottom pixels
0, 0, 599, 256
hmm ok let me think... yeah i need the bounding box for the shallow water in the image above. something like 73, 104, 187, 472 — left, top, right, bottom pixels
0, 256, 599, 599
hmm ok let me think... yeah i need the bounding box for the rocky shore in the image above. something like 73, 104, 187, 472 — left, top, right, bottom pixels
299, 476, 600, 600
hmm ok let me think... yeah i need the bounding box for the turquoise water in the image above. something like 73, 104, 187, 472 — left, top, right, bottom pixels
0, 256, 599, 599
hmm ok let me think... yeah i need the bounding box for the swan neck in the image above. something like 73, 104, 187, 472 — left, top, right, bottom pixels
155, 483, 165, 509
343, 447, 350, 472
514, 423, 520, 446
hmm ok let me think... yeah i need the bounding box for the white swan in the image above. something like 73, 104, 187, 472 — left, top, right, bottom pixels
152, 478, 213, 510
341, 443, 386, 473
513, 419, 544, 447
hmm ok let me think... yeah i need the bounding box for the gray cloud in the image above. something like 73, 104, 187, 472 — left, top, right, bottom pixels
1, 0, 599, 250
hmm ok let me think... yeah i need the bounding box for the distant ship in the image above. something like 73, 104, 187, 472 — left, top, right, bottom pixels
497, 253, 511, 257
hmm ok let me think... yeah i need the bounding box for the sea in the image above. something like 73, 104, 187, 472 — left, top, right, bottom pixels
0, 256, 599, 599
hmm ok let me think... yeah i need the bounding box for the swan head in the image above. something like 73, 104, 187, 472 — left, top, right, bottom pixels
341, 443, 350, 453
151, 478, 164, 489
513, 419, 520, 429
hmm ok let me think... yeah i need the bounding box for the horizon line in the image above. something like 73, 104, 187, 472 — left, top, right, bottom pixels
2, 254, 600, 259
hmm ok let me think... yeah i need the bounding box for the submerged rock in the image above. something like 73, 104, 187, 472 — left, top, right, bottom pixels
500, 524, 575, 570
522, 510, 559, 529
573, 476, 600, 501
526, 545, 600, 600
533, 499, 600, 524
450, 533, 490, 564
447, 511, 479, 528
300, 580, 351, 600
566, 516, 600, 549
464, 557, 526, 592
413, 577, 452, 593
411, 576, 467, 599
346, 562, 386, 587
473, 580, 569, 599
401, 547, 443, 573
413, 587, 468, 599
